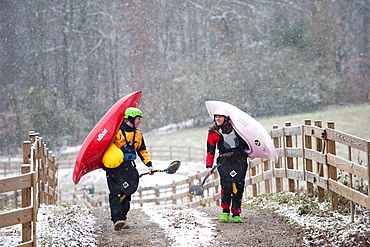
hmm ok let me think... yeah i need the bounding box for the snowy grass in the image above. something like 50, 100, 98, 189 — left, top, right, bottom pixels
245, 192, 370, 246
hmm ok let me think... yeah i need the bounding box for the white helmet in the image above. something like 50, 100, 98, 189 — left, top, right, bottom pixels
213, 107, 230, 117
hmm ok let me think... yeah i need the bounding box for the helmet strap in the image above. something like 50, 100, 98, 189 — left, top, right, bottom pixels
127, 116, 135, 125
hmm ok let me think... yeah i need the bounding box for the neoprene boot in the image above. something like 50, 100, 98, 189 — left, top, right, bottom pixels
114, 220, 129, 230
220, 212, 230, 222
233, 215, 243, 223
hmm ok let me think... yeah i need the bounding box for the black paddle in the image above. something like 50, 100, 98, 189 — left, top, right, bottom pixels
188, 164, 220, 196
139, 160, 181, 178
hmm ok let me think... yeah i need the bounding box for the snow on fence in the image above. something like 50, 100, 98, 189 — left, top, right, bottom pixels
0, 131, 58, 247
74, 120, 370, 224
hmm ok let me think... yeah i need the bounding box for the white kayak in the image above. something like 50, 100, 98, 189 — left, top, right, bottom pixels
205, 101, 278, 163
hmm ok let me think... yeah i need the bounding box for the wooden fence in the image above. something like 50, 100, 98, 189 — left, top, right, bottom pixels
75, 120, 369, 223
263, 120, 370, 222
0, 156, 23, 177
0, 131, 58, 247
2, 120, 369, 239
56, 145, 206, 170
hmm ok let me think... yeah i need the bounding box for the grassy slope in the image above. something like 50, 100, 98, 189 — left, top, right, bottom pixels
145, 104, 370, 147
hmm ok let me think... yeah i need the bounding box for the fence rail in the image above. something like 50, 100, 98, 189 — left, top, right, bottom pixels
72, 120, 369, 224
0, 131, 58, 247
131, 169, 220, 208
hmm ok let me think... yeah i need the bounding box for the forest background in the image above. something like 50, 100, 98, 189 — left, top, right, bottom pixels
0, 0, 369, 155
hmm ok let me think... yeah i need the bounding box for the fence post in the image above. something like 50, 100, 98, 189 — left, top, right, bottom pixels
155, 185, 160, 205
21, 140, 32, 244
366, 141, 370, 209
5, 156, 9, 177
73, 187, 78, 204
251, 165, 257, 197
37, 137, 48, 204
14, 190, 19, 206
263, 159, 270, 193
314, 120, 325, 203
48, 149, 57, 204
304, 120, 313, 196
285, 122, 295, 192
213, 170, 220, 206
327, 121, 338, 210
347, 144, 355, 223
138, 187, 143, 207
187, 177, 194, 204
273, 125, 283, 193
172, 181, 177, 205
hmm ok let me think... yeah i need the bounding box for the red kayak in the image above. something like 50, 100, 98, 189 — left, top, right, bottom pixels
72, 91, 142, 184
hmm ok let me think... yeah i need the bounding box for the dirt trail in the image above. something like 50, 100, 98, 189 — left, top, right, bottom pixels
92, 206, 304, 247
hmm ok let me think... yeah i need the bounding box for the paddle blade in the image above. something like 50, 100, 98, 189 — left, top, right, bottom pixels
166, 160, 181, 174
188, 185, 204, 196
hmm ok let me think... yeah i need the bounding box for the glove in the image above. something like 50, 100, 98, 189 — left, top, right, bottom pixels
148, 166, 154, 175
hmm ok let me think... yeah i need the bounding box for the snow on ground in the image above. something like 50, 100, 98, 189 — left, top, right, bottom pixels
0, 203, 216, 247
2, 153, 369, 246
142, 205, 217, 247
1, 192, 370, 246
0, 204, 98, 247
245, 192, 370, 246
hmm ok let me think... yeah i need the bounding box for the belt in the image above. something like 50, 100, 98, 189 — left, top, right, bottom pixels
219, 152, 234, 157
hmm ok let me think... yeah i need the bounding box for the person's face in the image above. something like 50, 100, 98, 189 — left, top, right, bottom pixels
214, 115, 225, 126
134, 116, 142, 128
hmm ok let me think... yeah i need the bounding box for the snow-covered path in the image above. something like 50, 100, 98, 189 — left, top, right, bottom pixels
2, 196, 370, 246
142, 205, 217, 247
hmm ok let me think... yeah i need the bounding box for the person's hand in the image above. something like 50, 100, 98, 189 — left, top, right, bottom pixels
207, 167, 213, 175
148, 166, 154, 175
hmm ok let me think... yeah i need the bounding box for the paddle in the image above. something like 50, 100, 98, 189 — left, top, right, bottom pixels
188, 164, 220, 196
139, 160, 181, 178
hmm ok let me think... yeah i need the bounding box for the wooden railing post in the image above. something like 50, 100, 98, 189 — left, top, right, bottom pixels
327, 121, 338, 210
172, 181, 177, 205
347, 143, 355, 223
304, 119, 313, 196
367, 141, 370, 210
273, 125, 283, 193
213, 170, 220, 206
251, 165, 257, 197
314, 120, 325, 203
46, 148, 57, 205
38, 139, 46, 205
21, 140, 32, 244
263, 159, 270, 193
155, 185, 160, 205
285, 122, 295, 192
187, 177, 194, 204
